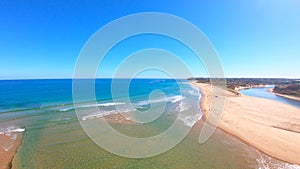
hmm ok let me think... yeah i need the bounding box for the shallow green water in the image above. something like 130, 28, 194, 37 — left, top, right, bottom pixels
15, 115, 256, 169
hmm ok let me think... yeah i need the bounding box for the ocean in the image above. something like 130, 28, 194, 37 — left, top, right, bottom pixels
0, 79, 298, 169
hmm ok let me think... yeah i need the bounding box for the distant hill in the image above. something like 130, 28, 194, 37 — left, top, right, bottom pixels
273, 84, 300, 97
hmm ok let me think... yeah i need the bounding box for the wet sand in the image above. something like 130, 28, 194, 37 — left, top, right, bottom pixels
192, 82, 300, 165
0, 134, 22, 169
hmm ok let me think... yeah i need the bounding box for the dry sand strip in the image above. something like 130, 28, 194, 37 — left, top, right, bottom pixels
192, 82, 300, 165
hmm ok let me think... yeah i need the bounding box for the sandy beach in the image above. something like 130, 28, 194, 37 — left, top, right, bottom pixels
192, 82, 300, 165
0, 134, 22, 169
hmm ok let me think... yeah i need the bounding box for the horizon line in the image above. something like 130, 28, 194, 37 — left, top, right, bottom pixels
0, 77, 300, 81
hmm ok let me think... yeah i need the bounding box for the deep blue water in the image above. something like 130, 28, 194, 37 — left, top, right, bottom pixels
0, 79, 184, 112
0, 79, 73, 112
239, 86, 300, 109
0, 78, 201, 132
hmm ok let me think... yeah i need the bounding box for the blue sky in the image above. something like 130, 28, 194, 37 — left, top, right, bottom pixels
1, 0, 300, 79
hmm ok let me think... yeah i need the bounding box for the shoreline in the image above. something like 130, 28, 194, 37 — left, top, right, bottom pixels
192, 82, 300, 165
234, 84, 266, 91
269, 88, 300, 102
11, 135, 23, 169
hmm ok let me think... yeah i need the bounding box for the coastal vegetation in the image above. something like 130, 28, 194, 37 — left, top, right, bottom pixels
188, 78, 300, 97
273, 84, 300, 97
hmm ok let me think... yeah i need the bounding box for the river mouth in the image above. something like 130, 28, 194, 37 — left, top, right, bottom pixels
239, 85, 300, 109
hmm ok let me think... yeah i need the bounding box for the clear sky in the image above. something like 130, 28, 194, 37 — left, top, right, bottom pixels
1, 0, 300, 79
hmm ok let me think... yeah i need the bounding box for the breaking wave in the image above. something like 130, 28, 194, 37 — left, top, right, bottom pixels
0, 126, 26, 135
0, 126, 25, 144
134, 95, 185, 107
177, 113, 202, 127
175, 101, 191, 112
59, 102, 126, 112
81, 108, 135, 121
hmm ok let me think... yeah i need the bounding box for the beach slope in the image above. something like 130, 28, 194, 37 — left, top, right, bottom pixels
193, 82, 300, 165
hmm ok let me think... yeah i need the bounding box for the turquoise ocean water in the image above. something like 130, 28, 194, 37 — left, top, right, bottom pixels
0, 79, 299, 169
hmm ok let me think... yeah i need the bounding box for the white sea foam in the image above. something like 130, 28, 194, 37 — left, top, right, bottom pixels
0, 127, 25, 141
255, 151, 300, 169
175, 101, 190, 112
178, 113, 202, 127
10, 128, 26, 133
2, 127, 26, 134
169, 95, 186, 103
188, 84, 200, 96
59, 102, 126, 112
81, 108, 135, 121
148, 79, 166, 84
59, 107, 75, 112
256, 158, 300, 169
134, 95, 185, 107
198, 93, 202, 101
